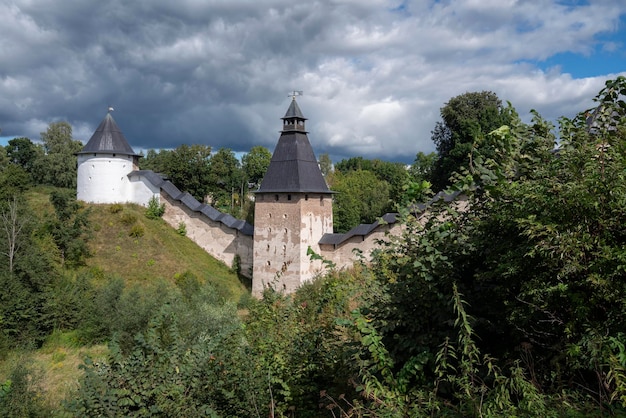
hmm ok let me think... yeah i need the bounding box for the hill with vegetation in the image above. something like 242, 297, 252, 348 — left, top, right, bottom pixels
0, 186, 247, 415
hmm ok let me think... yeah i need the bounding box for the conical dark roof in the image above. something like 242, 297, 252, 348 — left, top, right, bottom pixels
283, 98, 306, 120
78, 111, 139, 156
257, 99, 330, 194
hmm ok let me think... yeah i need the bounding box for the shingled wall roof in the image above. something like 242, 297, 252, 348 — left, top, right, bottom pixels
130, 170, 254, 236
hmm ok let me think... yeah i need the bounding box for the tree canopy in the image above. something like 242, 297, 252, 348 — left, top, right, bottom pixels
429, 91, 514, 191
241, 145, 271, 187
328, 169, 390, 233
33, 122, 83, 188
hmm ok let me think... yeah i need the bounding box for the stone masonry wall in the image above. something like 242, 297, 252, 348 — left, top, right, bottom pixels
161, 191, 253, 277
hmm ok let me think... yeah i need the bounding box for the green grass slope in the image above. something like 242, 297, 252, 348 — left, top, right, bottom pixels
26, 187, 248, 301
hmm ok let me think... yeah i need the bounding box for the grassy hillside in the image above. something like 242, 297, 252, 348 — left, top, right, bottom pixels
27, 186, 248, 301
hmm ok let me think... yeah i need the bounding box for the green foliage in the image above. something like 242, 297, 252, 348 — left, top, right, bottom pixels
430, 91, 514, 191
329, 169, 391, 233
32, 121, 83, 189
335, 157, 409, 207
43, 189, 92, 267
140, 145, 213, 202
120, 211, 137, 225
241, 145, 271, 187
409, 151, 437, 183
108, 203, 123, 214
360, 76, 626, 414
0, 165, 32, 200
318, 153, 333, 177
66, 280, 263, 417
207, 147, 243, 211
176, 220, 186, 236
129, 224, 145, 238
145, 195, 165, 219
0, 362, 50, 417
5, 137, 42, 175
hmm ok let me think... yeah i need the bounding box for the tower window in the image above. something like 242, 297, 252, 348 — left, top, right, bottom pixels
274, 195, 279, 201
305, 194, 309, 201
287, 194, 292, 201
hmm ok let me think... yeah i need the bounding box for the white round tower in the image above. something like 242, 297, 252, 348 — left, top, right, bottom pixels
76, 108, 141, 204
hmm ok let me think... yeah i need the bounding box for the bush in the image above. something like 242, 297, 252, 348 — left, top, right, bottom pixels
145, 196, 165, 219
108, 204, 123, 214
0, 362, 50, 418
128, 224, 144, 238
120, 212, 137, 225
176, 221, 186, 236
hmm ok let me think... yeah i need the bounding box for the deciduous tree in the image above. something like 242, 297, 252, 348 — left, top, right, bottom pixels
241, 145, 271, 187
430, 91, 513, 191
33, 122, 83, 188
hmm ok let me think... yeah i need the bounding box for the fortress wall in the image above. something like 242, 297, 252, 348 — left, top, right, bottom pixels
127, 172, 160, 206
319, 222, 403, 270
161, 191, 253, 277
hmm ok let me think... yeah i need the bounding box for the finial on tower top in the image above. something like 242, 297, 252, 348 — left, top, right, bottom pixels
108, 106, 115, 113
289, 91, 303, 100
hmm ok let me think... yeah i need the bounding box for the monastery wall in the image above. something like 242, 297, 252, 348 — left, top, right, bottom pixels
161, 190, 254, 277
319, 221, 403, 270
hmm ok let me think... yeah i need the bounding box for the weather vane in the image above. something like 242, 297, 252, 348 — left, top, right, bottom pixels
289, 91, 303, 99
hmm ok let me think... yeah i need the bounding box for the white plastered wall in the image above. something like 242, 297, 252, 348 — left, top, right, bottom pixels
77, 154, 134, 204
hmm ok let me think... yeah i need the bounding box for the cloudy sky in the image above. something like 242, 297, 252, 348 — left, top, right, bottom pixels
1, 0, 625, 163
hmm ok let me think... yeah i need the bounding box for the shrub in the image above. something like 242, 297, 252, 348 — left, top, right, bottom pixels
145, 196, 165, 219
128, 224, 144, 238
119, 212, 137, 225
108, 204, 123, 214
176, 221, 186, 236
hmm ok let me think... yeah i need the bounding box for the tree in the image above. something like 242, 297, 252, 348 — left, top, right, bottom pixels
318, 153, 333, 177
328, 169, 390, 233
140, 145, 212, 202
207, 148, 243, 211
0, 197, 28, 273
0, 145, 8, 171
32, 122, 83, 188
167, 144, 212, 202
0, 164, 31, 200
366, 77, 626, 411
44, 189, 91, 267
6, 137, 43, 175
241, 145, 271, 187
335, 157, 409, 211
409, 151, 437, 183
429, 91, 513, 191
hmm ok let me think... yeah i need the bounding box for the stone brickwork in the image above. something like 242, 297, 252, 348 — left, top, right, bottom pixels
252, 192, 333, 295
161, 191, 253, 276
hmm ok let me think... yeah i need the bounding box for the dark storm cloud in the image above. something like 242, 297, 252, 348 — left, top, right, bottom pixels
1, 0, 625, 163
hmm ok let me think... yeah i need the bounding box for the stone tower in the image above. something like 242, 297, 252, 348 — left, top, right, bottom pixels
76, 109, 142, 204
252, 97, 333, 295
